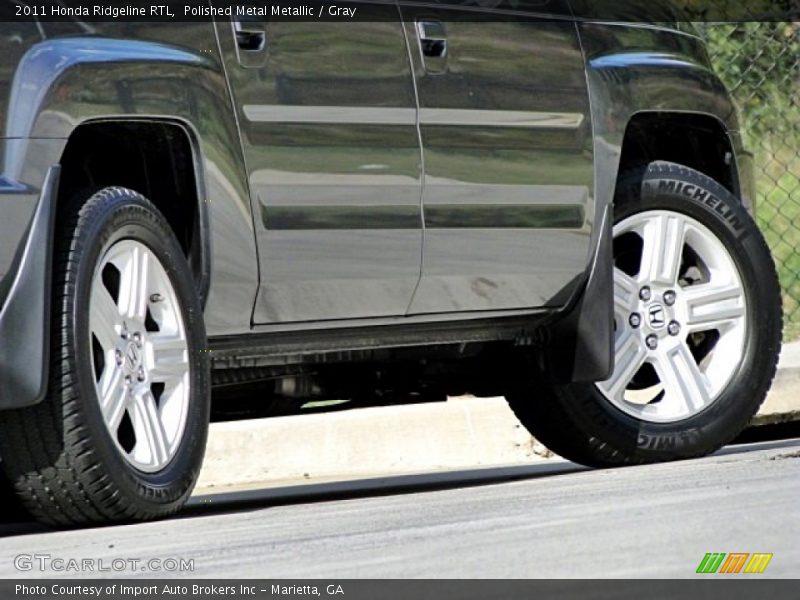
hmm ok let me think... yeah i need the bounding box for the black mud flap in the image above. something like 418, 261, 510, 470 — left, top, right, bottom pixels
540, 205, 614, 383
0, 166, 59, 409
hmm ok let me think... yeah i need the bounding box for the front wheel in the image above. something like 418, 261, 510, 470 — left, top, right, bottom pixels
508, 161, 782, 466
0, 188, 210, 526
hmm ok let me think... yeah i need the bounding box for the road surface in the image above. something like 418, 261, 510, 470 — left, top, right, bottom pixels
1, 438, 798, 578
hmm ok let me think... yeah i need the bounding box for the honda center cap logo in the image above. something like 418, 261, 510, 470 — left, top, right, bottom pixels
648, 304, 666, 329
125, 342, 141, 371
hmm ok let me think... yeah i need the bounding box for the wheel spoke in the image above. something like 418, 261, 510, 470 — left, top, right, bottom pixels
99, 368, 128, 431
683, 283, 745, 332
640, 214, 685, 286
118, 245, 150, 322
147, 333, 188, 383
130, 390, 170, 468
614, 268, 638, 316
597, 330, 647, 401
90, 284, 120, 350
654, 340, 711, 416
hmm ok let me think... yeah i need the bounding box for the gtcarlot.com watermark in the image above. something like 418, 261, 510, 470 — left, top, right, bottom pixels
14, 553, 195, 574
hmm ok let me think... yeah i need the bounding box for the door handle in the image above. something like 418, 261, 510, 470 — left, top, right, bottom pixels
416, 20, 447, 59
234, 20, 266, 52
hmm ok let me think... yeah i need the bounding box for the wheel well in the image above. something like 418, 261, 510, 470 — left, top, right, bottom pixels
618, 113, 739, 197
58, 121, 206, 296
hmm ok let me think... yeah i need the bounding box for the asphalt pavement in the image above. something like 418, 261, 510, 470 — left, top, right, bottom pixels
1, 438, 798, 579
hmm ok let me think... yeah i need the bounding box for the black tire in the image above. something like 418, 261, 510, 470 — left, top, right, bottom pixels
0, 188, 210, 526
507, 161, 782, 467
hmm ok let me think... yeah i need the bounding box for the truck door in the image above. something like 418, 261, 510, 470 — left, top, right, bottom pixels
217, 3, 423, 323
399, 1, 596, 314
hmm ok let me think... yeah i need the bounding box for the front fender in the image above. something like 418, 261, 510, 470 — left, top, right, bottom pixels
1, 32, 259, 338
6, 37, 212, 143
578, 23, 747, 214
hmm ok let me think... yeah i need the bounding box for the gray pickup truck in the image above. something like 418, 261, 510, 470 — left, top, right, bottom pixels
0, 3, 783, 526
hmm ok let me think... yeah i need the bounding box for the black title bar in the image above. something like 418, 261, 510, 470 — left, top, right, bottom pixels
1, 0, 799, 22
4, 580, 800, 600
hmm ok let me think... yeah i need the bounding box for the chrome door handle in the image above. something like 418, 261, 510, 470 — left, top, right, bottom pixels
234, 20, 266, 52
416, 20, 447, 59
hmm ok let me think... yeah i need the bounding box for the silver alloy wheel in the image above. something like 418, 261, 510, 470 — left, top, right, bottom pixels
89, 239, 191, 473
596, 210, 747, 423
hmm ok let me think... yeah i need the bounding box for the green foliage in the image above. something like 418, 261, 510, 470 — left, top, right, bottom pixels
701, 22, 800, 340
700, 22, 800, 143
679, 0, 797, 21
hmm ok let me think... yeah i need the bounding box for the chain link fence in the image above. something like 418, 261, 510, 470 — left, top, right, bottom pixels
700, 22, 800, 340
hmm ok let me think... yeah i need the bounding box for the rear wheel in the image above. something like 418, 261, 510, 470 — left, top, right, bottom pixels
0, 188, 209, 525
507, 161, 782, 466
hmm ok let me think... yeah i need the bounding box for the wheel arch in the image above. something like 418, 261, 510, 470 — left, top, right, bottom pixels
579, 24, 756, 216
57, 118, 211, 306
617, 111, 745, 210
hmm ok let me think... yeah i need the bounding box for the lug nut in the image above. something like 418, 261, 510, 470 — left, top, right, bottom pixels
124, 374, 133, 386
137, 367, 146, 382
150, 293, 164, 304
133, 332, 143, 347
645, 335, 659, 350
668, 321, 682, 337
639, 286, 652, 302
664, 290, 677, 306
115, 349, 124, 366
629, 313, 642, 329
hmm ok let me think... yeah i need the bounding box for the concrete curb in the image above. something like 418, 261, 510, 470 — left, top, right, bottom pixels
195, 341, 800, 493
752, 340, 800, 425
196, 396, 548, 492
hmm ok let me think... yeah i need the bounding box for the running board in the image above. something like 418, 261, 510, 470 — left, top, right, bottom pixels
207, 312, 552, 369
